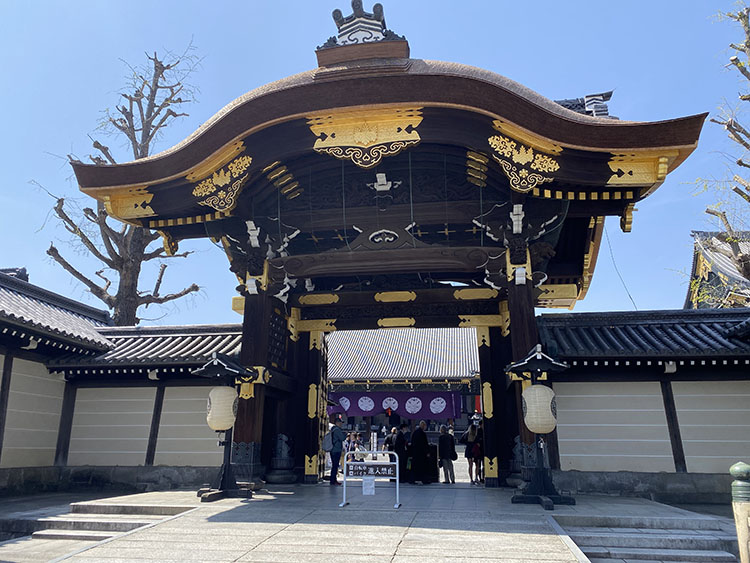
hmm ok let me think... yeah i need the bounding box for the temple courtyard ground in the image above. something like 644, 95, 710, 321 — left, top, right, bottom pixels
0, 477, 738, 562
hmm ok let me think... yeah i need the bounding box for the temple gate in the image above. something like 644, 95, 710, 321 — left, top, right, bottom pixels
70, 2, 704, 486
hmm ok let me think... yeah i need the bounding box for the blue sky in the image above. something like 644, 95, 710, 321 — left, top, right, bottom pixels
0, 1, 741, 325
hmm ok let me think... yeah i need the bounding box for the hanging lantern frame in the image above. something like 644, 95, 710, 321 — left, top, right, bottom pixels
192, 352, 260, 502
505, 344, 575, 510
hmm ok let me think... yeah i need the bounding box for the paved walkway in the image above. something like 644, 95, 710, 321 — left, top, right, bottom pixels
0, 482, 737, 562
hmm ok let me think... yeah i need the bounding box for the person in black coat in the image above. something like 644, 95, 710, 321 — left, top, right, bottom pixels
394, 423, 409, 482
410, 420, 431, 484
437, 424, 456, 484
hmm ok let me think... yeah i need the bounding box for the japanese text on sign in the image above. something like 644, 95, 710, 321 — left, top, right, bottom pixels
346, 463, 396, 478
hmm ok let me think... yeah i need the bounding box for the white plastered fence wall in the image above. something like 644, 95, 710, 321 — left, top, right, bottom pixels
672, 381, 750, 473
553, 381, 674, 472
0, 357, 65, 468
154, 386, 222, 466
68, 387, 155, 465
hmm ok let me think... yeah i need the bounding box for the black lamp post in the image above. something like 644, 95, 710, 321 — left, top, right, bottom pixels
505, 344, 575, 510
192, 352, 259, 502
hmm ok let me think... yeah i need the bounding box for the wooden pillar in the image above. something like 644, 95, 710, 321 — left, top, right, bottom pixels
660, 380, 687, 473
0, 353, 14, 464
507, 246, 538, 462
145, 385, 165, 466
54, 381, 76, 467
234, 292, 272, 476
477, 326, 504, 487
301, 331, 325, 483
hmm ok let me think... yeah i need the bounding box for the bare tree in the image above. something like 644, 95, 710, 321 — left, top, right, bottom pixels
47, 47, 201, 325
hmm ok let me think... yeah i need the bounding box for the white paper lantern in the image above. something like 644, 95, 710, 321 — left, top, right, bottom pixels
207, 386, 238, 431
522, 384, 557, 434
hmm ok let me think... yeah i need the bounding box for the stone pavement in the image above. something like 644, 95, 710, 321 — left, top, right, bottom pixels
0, 482, 738, 563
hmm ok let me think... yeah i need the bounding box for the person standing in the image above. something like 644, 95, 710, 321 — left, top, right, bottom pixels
460, 422, 479, 484
438, 424, 456, 484
410, 420, 430, 484
394, 423, 409, 482
329, 418, 346, 485
382, 427, 398, 452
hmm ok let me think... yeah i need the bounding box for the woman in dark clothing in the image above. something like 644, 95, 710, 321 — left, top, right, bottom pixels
437, 424, 456, 484
460, 423, 480, 484
474, 421, 484, 483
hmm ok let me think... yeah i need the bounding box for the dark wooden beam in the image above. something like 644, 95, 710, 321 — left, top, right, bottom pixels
145, 385, 165, 466
0, 353, 13, 464
291, 286, 500, 308
660, 380, 687, 473
54, 382, 77, 467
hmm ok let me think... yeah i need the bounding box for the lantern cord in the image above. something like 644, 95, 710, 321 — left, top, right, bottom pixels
479, 175, 484, 247
604, 223, 638, 310
277, 177, 282, 253
443, 154, 449, 242
341, 160, 352, 251
409, 152, 416, 247
308, 167, 317, 252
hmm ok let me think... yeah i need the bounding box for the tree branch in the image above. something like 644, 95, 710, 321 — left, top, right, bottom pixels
47, 244, 114, 306
139, 283, 200, 306
53, 198, 115, 268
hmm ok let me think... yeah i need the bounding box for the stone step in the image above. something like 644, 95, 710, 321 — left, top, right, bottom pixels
583, 545, 737, 562
31, 529, 115, 541
554, 514, 722, 530
69, 502, 191, 516
36, 516, 157, 532
570, 530, 736, 551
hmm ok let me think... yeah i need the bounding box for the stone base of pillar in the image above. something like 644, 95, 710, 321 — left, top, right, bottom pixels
303, 474, 319, 484
484, 477, 500, 488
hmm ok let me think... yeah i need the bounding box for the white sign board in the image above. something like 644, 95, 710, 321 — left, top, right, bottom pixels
362, 476, 375, 495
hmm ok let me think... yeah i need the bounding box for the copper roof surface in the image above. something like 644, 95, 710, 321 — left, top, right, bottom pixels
326, 327, 479, 381
71, 58, 706, 189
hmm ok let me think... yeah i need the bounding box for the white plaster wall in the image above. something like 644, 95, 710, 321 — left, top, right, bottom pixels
68, 387, 155, 466
0, 358, 65, 468
154, 387, 222, 466
553, 381, 674, 472
672, 380, 750, 474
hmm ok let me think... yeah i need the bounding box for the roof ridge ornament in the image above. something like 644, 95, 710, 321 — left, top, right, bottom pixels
319, 1, 406, 50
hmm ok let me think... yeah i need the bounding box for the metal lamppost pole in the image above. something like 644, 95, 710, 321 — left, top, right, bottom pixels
506, 344, 575, 510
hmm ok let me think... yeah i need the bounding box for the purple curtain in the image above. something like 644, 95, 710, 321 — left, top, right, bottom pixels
328, 391, 461, 419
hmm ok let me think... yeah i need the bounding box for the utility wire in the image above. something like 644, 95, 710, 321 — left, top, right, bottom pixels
604, 223, 638, 310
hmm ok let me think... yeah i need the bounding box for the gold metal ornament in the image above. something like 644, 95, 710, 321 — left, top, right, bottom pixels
191, 155, 253, 213
482, 381, 494, 419
488, 121, 560, 193
304, 454, 318, 475
307, 106, 423, 169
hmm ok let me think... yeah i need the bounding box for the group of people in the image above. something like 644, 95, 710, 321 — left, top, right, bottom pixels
327, 416, 485, 486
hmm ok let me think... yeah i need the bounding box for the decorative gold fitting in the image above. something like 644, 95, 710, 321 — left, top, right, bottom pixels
505, 249, 532, 282
482, 382, 494, 419
374, 291, 417, 303
377, 317, 416, 328
453, 288, 498, 301
298, 294, 340, 305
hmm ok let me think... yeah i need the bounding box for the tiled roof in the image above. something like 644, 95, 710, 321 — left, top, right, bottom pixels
0, 272, 111, 350
538, 308, 750, 359
49, 324, 243, 369
326, 328, 479, 381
